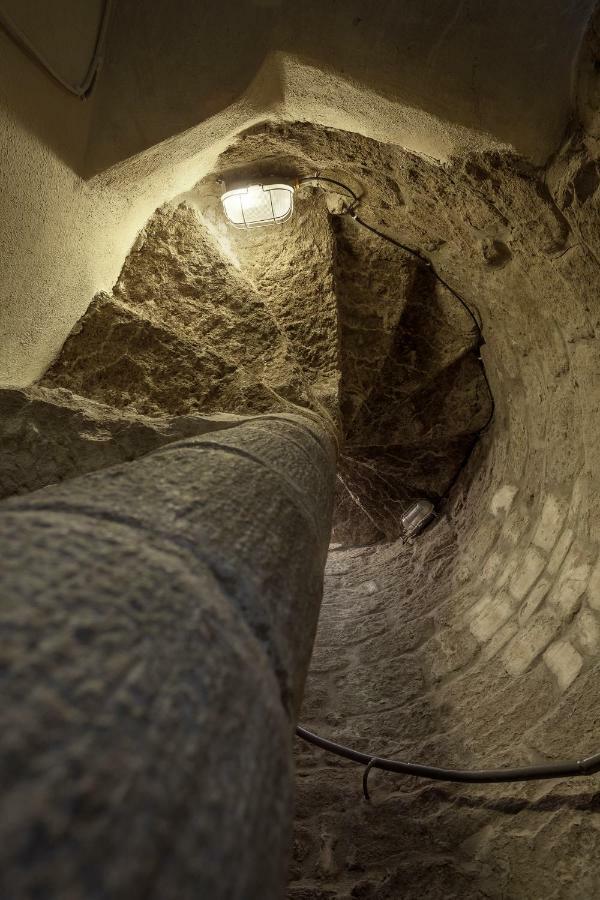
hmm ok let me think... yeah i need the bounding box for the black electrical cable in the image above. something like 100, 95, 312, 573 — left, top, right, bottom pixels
0, 0, 112, 98
298, 175, 360, 203
294, 175, 594, 794
352, 213, 483, 333
298, 173, 495, 432
297, 726, 600, 800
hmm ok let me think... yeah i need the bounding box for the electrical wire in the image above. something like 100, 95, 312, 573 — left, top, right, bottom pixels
352, 213, 483, 332
298, 175, 360, 204
0, 0, 112, 98
297, 726, 600, 800
293, 175, 594, 794
298, 173, 495, 433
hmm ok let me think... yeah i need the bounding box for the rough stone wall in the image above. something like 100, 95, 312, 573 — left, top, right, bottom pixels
204, 127, 491, 541
292, 525, 600, 899
331, 216, 490, 543
1, 0, 594, 389
0, 385, 264, 500
287, 47, 600, 899
42, 205, 318, 419
224, 195, 340, 416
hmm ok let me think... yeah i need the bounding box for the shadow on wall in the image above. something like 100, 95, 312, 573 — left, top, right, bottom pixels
88, 0, 597, 172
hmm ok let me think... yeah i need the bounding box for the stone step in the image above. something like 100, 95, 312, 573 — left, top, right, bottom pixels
0, 385, 254, 500
42, 292, 311, 417
221, 194, 341, 418
41, 204, 321, 420
329, 215, 490, 541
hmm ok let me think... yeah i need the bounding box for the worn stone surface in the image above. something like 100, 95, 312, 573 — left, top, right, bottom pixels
208, 127, 492, 543
0, 413, 336, 900
42, 205, 319, 420
543, 639, 584, 691
4, 129, 490, 548
292, 534, 600, 899
284, 29, 600, 895
222, 194, 341, 416
0, 385, 263, 500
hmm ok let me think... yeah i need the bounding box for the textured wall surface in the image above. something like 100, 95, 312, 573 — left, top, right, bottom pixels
287, 18, 600, 895
0, 45, 238, 387
5, 93, 600, 892
41, 205, 319, 418
0, 385, 267, 500
0, 412, 336, 900
90, 0, 595, 171
292, 518, 600, 899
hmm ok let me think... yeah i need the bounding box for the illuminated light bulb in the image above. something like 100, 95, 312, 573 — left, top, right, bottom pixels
220, 183, 295, 228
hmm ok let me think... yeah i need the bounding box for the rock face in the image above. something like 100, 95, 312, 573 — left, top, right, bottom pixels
42, 205, 318, 419
279, 37, 600, 899
223, 193, 340, 416
331, 217, 490, 542
209, 130, 493, 542
292, 525, 600, 900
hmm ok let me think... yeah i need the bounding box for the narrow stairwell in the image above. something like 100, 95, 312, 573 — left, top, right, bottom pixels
25, 140, 490, 548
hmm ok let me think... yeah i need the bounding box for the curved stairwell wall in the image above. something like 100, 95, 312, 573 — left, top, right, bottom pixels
289, 56, 600, 898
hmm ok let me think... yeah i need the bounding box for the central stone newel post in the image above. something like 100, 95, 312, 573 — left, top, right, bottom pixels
0, 411, 336, 900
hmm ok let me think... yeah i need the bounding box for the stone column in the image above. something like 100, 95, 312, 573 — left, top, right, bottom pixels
0, 411, 336, 900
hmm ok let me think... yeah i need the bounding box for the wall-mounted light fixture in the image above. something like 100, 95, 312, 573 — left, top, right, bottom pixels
401, 500, 435, 539
220, 182, 295, 228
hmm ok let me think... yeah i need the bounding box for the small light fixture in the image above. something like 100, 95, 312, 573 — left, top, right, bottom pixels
402, 500, 435, 539
220, 182, 295, 228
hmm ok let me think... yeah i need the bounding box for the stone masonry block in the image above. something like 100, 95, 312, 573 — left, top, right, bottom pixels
567, 476, 587, 525
572, 607, 600, 655
518, 576, 552, 623
481, 550, 504, 583
465, 591, 494, 623
495, 555, 520, 590
509, 547, 546, 601
548, 543, 591, 618
490, 484, 518, 517
480, 620, 519, 661
547, 528, 574, 576
470, 591, 519, 643
587, 558, 600, 611
543, 639, 583, 692
501, 504, 530, 546
533, 495, 568, 553
502, 612, 560, 676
